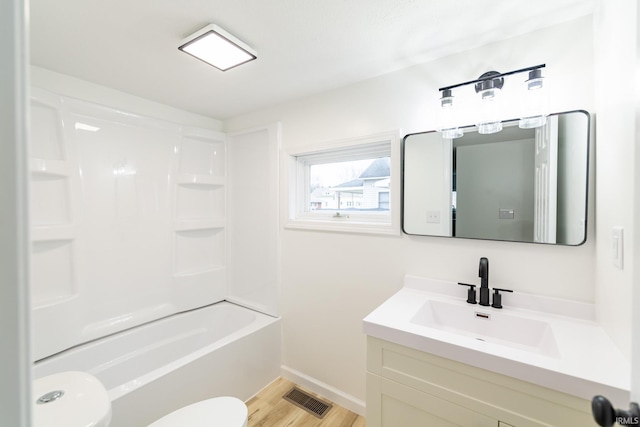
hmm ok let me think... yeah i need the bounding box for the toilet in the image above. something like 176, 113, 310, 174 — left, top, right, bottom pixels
33, 371, 112, 427
33, 371, 248, 427
148, 396, 248, 427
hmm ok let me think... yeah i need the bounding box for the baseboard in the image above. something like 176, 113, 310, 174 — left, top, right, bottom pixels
245, 374, 282, 402
280, 365, 366, 416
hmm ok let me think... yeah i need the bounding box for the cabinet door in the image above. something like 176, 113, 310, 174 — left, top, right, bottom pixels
375, 375, 498, 427
368, 337, 594, 426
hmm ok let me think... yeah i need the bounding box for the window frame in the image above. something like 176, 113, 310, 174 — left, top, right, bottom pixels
284, 131, 400, 235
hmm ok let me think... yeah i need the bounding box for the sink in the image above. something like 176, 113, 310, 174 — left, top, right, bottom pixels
363, 275, 631, 403
410, 299, 560, 357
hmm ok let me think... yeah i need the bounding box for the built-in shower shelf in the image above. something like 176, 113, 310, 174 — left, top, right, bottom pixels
176, 174, 225, 187
174, 219, 226, 231
173, 266, 225, 277
31, 225, 77, 242
32, 293, 80, 311
30, 158, 73, 177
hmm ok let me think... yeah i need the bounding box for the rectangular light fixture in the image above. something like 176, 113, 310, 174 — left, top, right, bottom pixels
178, 24, 256, 71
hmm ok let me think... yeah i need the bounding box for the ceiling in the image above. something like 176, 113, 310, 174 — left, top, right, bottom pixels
29, 0, 595, 120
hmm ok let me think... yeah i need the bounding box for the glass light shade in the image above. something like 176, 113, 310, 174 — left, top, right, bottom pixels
442, 127, 464, 139
477, 120, 503, 134
476, 86, 503, 135
519, 115, 547, 129
519, 70, 548, 129
436, 90, 463, 139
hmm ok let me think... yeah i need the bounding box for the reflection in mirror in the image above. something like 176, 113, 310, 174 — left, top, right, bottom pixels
402, 110, 590, 245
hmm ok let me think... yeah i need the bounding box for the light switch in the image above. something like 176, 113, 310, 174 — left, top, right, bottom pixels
612, 226, 624, 269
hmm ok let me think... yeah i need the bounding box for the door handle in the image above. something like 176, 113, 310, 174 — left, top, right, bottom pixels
592, 395, 640, 426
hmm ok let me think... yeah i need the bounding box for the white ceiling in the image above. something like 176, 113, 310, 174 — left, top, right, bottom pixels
29, 0, 595, 120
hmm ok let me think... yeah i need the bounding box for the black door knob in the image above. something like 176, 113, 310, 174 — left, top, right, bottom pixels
592, 395, 616, 427
592, 395, 640, 427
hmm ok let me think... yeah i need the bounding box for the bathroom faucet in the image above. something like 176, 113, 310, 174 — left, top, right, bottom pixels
478, 257, 490, 306
460, 258, 512, 307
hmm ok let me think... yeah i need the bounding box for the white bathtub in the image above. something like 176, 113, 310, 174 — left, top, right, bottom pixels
34, 302, 281, 427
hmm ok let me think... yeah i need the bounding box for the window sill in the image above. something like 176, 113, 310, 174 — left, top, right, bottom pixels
284, 218, 400, 236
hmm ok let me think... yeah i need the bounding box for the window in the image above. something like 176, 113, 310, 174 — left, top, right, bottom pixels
285, 132, 400, 235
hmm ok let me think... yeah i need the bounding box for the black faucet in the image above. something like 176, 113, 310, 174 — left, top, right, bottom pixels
478, 257, 490, 306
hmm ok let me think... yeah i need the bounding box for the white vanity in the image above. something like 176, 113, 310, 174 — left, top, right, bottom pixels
363, 276, 630, 426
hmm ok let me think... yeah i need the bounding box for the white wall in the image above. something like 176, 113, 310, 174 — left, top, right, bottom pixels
227, 124, 280, 316
0, 0, 31, 425
593, 0, 637, 361
226, 16, 596, 409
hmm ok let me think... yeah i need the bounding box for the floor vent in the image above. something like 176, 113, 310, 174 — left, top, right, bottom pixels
283, 386, 333, 419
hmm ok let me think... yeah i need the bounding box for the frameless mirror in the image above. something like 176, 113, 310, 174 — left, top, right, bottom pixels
402, 110, 590, 245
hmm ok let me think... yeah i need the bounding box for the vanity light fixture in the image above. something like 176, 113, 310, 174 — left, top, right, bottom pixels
178, 24, 257, 71
436, 64, 547, 138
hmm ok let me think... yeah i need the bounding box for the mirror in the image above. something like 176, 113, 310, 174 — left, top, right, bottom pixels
402, 110, 590, 245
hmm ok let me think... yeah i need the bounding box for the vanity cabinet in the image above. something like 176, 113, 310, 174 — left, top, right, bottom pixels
366, 337, 593, 427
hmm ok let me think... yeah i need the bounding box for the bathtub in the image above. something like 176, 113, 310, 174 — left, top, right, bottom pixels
33, 301, 281, 427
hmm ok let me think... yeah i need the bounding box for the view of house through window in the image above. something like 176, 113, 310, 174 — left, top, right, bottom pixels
308, 156, 391, 212
287, 134, 397, 234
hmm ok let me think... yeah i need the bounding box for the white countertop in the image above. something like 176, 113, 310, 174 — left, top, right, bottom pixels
363, 275, 630, 403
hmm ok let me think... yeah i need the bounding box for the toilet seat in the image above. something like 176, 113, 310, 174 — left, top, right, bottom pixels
148, 396, 248, 427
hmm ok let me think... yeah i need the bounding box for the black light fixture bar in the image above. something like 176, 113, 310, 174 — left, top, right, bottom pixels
438, 64, 546, 92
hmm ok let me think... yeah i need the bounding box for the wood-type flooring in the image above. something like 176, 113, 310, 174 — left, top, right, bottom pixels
246, 377, 366, 427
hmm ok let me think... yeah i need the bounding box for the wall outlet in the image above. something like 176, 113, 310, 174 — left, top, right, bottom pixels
612, 226, 624, 269
426, 211, 440, 224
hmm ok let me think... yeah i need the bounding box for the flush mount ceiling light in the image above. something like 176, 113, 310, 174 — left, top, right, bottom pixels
435, 64, 547, 138
178, 24, 256, 71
